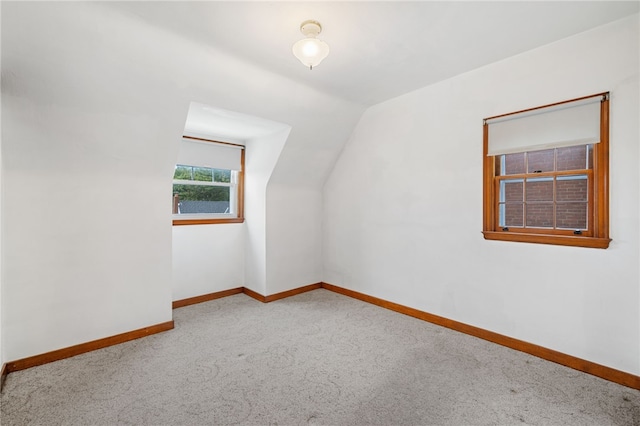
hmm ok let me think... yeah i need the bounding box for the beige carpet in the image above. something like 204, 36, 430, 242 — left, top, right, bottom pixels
1, 289, 638, 425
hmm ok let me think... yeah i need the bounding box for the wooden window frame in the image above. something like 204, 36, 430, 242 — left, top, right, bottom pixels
173, 137, 245, 226
482, 93, 611, 249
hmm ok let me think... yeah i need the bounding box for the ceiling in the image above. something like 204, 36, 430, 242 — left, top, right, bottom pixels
106, 1, 639, 107
183, 102, 291, 143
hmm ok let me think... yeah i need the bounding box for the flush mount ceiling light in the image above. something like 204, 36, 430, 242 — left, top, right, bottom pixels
292, 20, 330, 70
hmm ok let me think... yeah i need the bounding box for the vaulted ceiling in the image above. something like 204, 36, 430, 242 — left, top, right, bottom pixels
105, 1, 639, 106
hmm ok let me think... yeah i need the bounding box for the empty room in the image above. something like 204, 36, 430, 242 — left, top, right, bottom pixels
1, 1, 639, 424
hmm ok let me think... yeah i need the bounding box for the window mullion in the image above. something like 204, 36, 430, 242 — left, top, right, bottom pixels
524, 182, 528, 229
552, 176, 557, 230
523, 152, 528, 229
172, 179, 231, 187
553, 149, 557, 230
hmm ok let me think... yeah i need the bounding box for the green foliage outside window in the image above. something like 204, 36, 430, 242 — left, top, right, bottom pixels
173, 165, 232, 202
173, 165, 230, 183
173, 184, 229, 202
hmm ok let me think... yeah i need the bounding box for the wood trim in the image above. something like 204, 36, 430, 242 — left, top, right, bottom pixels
482, 122, 494, 232
242, 287, 267, 303
182, 135, 245, 148
242, 283, 323, 303
488, 225, 593, 238
264, 283, 322, 302
172, 193, 180, 215
173, 218, 245, 226
238, 149, 245, 221
482, 231, 610, 248
173, 287, 244, 309
595, 97, 610, 239
5, 321, 174, 373
320, 282, 639, 390
494, 169, 592, 180
0, 363, 7, 392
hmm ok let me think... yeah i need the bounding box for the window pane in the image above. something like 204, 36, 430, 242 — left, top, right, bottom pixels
173, 184, 230, 214
500, 179, 523, 202
556, 203, 588, 230
527, 149, 554, 173
193, 167, 213, 182
502, 153, 525, 175
174, 165, 192, 180
557, 145, 588, 171
526, 204, 553, 228
213, 169, 231, 183
556, 175, 588, 202
501, 203, 524, 227
526, 178, 553, 202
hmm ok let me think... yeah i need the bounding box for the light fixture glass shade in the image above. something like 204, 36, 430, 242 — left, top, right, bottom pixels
292, 20, 330, 70
292, 38, 330, 69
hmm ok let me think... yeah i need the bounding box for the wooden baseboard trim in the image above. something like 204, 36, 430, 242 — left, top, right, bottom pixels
264, 283, 322, 302
5, 321, 174, 373
0, 363, 7, 392
241, 283, 323, 303
173, 287, 244, 309
242, 287, 267, 303
320, 282, 640, 390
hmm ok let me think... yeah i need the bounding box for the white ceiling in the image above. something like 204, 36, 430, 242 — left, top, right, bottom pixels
183, 102, 291, 143
106, 1, 639, 107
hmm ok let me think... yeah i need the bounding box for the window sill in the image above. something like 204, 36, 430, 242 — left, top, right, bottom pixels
482, 231, 611, 249
173, 218, 245, 226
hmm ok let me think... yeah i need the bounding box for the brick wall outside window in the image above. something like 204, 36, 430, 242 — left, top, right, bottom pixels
499, 145, 591, 229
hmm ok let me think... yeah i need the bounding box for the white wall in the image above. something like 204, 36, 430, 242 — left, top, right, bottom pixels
2, 92, 177, 362
1, 3, 363, 360
245, 129, 289, 295
2, 4, 183, 360
324, 15, 639, 375
172, 224, 245, 301
266, 183, 323, 294
0, 0, 3, 366
263, 117, 367, 294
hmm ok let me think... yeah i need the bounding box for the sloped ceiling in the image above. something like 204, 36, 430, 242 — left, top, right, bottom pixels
183, 102, 292, 144
105, 1, 639, 106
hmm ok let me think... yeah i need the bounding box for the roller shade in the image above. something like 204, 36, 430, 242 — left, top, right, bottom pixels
177, 138, 243, 171
486, 96, 602, 156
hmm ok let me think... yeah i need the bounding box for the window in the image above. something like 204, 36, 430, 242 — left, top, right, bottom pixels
483, 93, 610, 248
173, 137, 245, 225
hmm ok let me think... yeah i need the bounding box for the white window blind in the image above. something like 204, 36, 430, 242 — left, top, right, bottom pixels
177, 138, 243, 170
486, 96, 602, 156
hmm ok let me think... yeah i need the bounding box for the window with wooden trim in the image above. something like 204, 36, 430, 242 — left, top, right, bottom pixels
483, 93, 610, 248
173, 137, 245, 225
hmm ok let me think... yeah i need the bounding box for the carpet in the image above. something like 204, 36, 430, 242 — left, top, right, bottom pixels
1, 289, 638, 425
